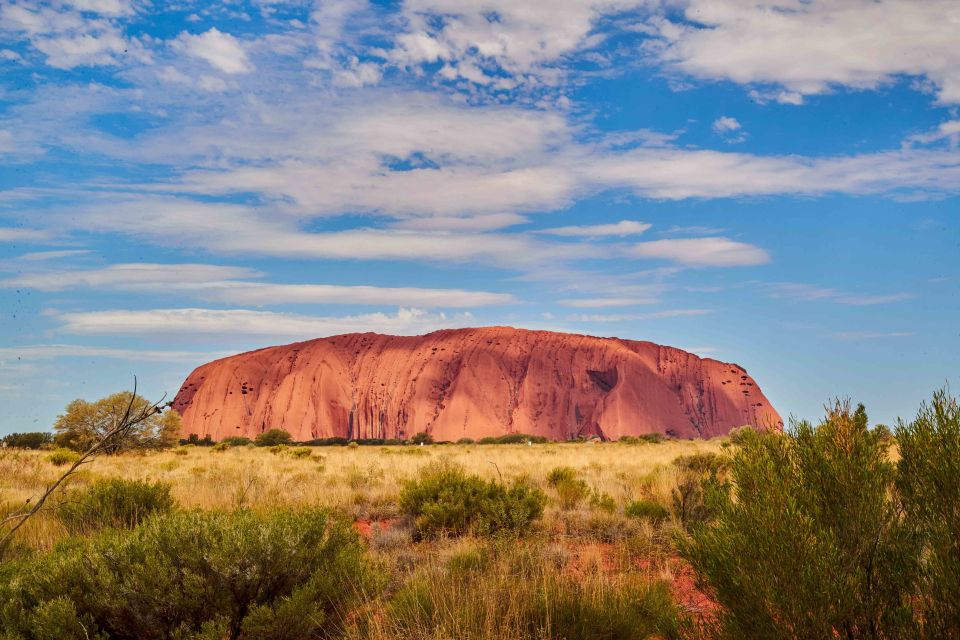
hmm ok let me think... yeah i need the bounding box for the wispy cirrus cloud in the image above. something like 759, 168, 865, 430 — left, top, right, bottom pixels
632, 237, 770, 267
0, 262, 517, 308
55, 307, 477, 339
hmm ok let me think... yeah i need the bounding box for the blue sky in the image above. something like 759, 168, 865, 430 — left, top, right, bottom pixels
1, 0, 958, 434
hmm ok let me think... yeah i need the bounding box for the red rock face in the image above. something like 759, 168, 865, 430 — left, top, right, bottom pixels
172, 326, 783, 442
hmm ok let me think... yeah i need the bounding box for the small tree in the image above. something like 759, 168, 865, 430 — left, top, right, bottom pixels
896, 388, 960, 638
255, 428, 293, 447
680, 402, 915, 639
54, 392, 181, 453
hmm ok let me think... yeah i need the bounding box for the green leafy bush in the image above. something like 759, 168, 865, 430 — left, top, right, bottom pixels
0, 507, 379, 639
399, 461, 546, 539
409, 432, 434, 445
726, 425, 755, 445
46, 448, 80, 467
255, 428, 293, 447
455, 437, 475, 445
58, 478, 174, 533
221, 435, 252, 447
679, 401, 916, 639
290, 446, 313, 459
896, 388, 960, 639
547, 466, 590, 510
670, 452, 730, 530
619, 433, 666, 444
625, 499, 670, 524
477, 433, 549, 444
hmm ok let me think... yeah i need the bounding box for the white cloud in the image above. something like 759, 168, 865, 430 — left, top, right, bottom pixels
0, 227, 50, 242
712, 116, 740, 133
834, 331, 914, 340
539, 220, 652, 237
0, 262, 517, 307
648, 0, 960, 104
0, 263, 260, 291
763, 282, 913, 306
56, 307, 476, 338
567, 309, 713, 322
174, 28, 253, 74
0, 344, 228, 363
0, 2, 147, 69
907, 120, 960, 146
632, 237, 770, 267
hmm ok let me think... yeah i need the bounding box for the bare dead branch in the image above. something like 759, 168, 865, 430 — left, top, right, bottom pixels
0, 378, 169, 558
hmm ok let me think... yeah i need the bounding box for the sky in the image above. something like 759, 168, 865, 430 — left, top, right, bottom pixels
0, 0, 958, 435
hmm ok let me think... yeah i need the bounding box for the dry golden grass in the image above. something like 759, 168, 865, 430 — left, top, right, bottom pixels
1, 439, 726, 555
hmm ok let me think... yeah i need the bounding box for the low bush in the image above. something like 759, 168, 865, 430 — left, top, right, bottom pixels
671, 452, 730, 530
726, 425, 755, 445
58, 478, 174, 533
0, 507, 379, 639
46, 448, 80, 467
181, 433, 214, 446
255, 428, 293, 447
1, 432, 53, 450
625, 499, 670, 524
456, 437, 475, 445
399, 461, 546, 539
547, 466, 590, 510
383, 543, 683, 639
221, 435, 252, 447
477, 433, 550, 444
409, 432, 434, 445
290, 446, 313, 459
619, 433, 665, 444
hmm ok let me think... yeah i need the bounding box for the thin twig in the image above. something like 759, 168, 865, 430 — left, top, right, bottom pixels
0, 378, 168, 557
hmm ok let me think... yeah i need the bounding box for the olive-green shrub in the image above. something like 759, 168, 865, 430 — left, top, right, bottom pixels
547, 466, 591, 510
385, 543, 683, 640
58, 478, 174, 533
896, 388, 960, 639
0, 507, 378, 640
679, 402, 915, 639
399, 461, 546, 539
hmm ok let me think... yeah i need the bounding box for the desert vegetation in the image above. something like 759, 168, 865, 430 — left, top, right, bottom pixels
0, 389, 957, 639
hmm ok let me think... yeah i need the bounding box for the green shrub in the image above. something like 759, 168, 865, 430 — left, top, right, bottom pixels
58, 478, 174, 533
547, 466, 590, 510
409, 432, 434, 445
590, 489, 618, 513
211, 441, 230, 452
386, 544, 682, 639
47, 448, 80, 467
896, 388, 960, 638
172, 446, 191, 456
269, 444, 289, 455
221, 435, 252, 447
290, 446, 313, 459
679, 401, 916, 639
456, 437, 475, 445
0, 507, 379, 639
620, 433, 665, 444
670, 452, 730, 530
255, 428, 293, 447
399, 461, 546, 539
477, 433, 549, 445
1, 432, 53, 450
625, 499, 670, 524
726, 425, 755, 445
